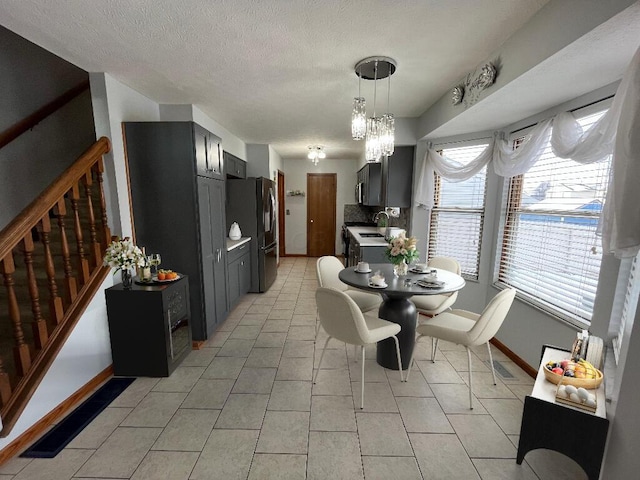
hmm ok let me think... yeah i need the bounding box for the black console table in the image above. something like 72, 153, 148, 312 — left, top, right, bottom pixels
105, 276, 192, 377
517, 345, 609, 480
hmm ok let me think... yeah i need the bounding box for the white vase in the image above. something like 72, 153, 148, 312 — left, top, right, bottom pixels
393, 260, 408, 277
229, 222, 242, 240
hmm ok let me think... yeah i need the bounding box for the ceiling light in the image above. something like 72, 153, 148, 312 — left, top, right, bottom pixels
351, 56, 396, 162
307, 145, 325, 165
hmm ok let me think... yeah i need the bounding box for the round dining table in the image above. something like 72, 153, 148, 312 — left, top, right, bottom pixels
338, 264, 465, 370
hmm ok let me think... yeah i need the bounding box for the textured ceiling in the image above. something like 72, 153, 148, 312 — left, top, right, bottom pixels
1, 0, 556, 159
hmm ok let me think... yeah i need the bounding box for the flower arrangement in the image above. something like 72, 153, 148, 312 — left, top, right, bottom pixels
385, 232, 419, 265
103, 238, 146, 273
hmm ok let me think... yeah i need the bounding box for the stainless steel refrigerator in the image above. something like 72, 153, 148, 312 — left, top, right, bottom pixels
226, 177, 277, 292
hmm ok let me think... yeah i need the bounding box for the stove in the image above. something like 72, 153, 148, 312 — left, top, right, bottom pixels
341, 222, 376, 266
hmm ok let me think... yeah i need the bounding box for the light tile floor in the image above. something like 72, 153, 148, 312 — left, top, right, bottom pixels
0, 258, 588, 479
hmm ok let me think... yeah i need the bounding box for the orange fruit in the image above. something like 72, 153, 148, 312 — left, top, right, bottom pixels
167, 272, 178, 280
157, 272, 166, 280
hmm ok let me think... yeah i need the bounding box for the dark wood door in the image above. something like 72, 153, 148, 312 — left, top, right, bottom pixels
277, 170, 285, 258
307, 173, 336, 257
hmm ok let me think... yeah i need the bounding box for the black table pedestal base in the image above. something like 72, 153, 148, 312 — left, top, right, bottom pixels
376, 295, 416, 370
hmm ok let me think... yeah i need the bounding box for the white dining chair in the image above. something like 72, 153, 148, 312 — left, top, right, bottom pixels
406, 288, 516, 409
412, 256, 461, 318
315, 256, 382, 340
314, 287, 404, 409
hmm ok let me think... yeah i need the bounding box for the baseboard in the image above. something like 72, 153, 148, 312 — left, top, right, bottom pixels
490, 337, 537, 378
0, 365, 113, 465
281, 254, 307, 257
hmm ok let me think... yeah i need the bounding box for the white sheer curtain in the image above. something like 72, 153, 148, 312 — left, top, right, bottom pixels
415, 45, 640, 258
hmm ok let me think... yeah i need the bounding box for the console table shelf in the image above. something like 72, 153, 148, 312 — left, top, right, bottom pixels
105, 276, 192, 377
517, 345, 609, 480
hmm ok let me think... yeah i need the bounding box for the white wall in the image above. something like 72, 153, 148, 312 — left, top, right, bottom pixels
282, 158, 358, 255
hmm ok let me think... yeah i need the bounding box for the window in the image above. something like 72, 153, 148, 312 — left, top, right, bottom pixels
428, 143, 489, 279
612, 253, 640, 364
498, 110, 611, 324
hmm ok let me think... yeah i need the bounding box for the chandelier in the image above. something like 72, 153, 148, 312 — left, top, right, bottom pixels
351, 56, 396, 162
307, 145, 326, 165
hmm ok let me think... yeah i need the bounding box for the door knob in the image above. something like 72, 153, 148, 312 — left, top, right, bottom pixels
310, 219, 314, 223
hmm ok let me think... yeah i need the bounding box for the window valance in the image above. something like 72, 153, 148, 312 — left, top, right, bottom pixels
416, 45, 640, 258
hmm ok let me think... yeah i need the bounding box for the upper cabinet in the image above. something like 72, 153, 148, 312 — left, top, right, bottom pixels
381, 146, 415, 208
356, 162, 382, 206
194, 124, 223, 179
224, 151, 247, 179
356, 146, 415, 207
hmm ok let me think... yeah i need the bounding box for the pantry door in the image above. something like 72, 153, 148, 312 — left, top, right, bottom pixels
307, 173, 337, 257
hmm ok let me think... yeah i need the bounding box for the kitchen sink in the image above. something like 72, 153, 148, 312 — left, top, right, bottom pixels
360, 233, 384, 238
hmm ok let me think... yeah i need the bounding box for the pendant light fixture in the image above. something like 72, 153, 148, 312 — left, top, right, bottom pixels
351, 56, 397, 162
307, 145, 326, 166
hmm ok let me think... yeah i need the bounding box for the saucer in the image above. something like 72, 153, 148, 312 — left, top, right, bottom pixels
355, 268, 372, 273
368, 282, 387, 289
410, 268, 430, 274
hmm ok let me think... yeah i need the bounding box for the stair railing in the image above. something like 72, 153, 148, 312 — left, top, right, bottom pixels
0, 136, 112, 437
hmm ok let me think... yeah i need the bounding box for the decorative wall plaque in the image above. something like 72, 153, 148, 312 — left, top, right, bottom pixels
462, 62, 497, 108
451, 86, 464, 105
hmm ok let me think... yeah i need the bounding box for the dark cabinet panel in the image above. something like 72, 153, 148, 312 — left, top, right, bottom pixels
357, 162, 382, 206
124, 121, 227, 341
227, 243, 250, 308
105, 277, 192, 377
224, 151, 247, 179
381, 146, 415, 207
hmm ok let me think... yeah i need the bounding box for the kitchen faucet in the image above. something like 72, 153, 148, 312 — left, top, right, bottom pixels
373, 211, 391, 240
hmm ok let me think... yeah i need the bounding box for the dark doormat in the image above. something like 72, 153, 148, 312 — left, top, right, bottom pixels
20, 377, 136, 458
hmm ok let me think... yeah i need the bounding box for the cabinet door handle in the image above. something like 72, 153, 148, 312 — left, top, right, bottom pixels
167, 311, 174, 359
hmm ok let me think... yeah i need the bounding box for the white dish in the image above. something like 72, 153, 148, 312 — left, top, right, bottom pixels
416, 280, 444, 288
368, 282, 387, 289
355, 268, 372, 273
409, 268, 430, 274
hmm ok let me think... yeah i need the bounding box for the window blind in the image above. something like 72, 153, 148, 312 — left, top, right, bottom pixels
499, 110, 610, 324
428, 143, 489, 279
613, 253, 640, 364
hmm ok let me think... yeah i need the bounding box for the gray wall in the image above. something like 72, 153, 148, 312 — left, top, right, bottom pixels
0, 26, 95, 229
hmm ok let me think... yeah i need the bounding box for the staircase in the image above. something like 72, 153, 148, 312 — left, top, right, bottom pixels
0, 135, 112, 437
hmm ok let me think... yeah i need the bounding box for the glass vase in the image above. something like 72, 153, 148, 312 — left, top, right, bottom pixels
121, 268, 133, 289
393, 260, 408, 277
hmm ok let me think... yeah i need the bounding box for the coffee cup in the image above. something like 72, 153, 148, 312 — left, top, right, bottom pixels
370, 274, 385, 286
414, 263, 428, 272
357, 261, 370, 272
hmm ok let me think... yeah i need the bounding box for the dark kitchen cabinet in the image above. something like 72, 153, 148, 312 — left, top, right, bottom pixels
124, 122, 228, 341
381, 146, 415, 207
105, 277, 192, 377
227, 241, 251, 307
194, 123, 224, 180
224, 151, 247, 179
357, 162, 382, 206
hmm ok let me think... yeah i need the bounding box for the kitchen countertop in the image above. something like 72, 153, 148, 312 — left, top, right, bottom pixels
347, 226, 388, 247
226, 236, 251, 251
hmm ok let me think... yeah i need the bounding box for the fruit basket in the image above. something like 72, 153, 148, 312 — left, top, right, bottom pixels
543, 359, 603, 389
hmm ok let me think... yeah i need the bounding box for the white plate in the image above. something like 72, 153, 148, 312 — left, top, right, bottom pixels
409, 268, 430, 274
152, 274, 181, 283
368, 282, 387, 289
416, 280, 444, 288
355, 268, 372, 273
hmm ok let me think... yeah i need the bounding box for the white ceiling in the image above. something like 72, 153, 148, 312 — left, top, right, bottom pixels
1, 0, 635, 160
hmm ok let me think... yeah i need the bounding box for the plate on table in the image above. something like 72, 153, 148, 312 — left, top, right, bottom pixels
152, 274, 181, 283
368, 282, 387, 289
416, 279, 444, 289
409, 268, 431, 274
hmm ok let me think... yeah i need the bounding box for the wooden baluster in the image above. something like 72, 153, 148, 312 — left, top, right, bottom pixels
95, 159, 111, 249
1, 254, 32, 376
38, 216, 64, 324
22, 232, 48, 349
83, 170, 101, 268
53, 198, 78, 303
0, 356, 11, 407
70, 183, 90, 285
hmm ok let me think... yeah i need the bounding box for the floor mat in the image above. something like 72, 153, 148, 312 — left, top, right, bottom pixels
20, 377, 135, 458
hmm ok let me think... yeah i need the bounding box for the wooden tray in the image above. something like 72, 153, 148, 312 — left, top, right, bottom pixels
543, 365, 603, 389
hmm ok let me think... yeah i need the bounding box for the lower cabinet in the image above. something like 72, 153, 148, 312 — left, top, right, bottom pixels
227, 242, 251, 308
105, 276, 192, 377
